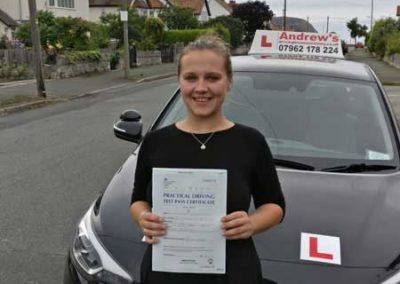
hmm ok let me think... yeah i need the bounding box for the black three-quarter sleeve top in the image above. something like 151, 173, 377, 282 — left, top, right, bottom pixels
131, 123, 285, 284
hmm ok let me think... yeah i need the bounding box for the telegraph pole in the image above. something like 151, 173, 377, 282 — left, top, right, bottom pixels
28, 0, 46, 98
326, 16, 330, 33
283, 0, 287, 31
122, 0, 130, 79
370, 0, 374, 31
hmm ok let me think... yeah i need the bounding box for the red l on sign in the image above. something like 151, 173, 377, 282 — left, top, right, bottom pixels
309, 237, 334, 260
261, 35, 272, 47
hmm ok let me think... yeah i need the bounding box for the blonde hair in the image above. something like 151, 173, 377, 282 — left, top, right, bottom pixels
178, 35, 232, 80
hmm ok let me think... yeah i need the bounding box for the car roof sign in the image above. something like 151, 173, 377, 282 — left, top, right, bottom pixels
249, 30, 344, 59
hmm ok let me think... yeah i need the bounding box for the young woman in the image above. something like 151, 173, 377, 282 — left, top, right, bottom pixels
130, 35, 285, 284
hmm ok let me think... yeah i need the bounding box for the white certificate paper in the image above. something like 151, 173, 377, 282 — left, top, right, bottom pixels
152, 168, 227, 274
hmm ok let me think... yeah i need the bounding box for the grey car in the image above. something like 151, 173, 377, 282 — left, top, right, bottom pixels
64, 55, 400, 284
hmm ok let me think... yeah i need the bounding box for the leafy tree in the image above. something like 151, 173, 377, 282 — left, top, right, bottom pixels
100, 8, 145, 47
346, 17, 368, 44
16, 10, 108, 50
159, 6, 199, 29
144, 16, 165, 46
367, 18, 400, 57
55, 16, 93, 50
203, 16, 244, 48
16, 10, 58, 47
232, 1, 273, 42
100, 13, 122, 42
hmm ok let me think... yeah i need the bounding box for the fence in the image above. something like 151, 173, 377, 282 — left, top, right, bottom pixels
0, 48, 43, 67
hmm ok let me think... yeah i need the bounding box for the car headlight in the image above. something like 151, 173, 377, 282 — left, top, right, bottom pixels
71, 204, 133, 283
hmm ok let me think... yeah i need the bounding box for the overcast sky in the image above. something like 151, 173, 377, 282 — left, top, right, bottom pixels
234, 0, 399, 43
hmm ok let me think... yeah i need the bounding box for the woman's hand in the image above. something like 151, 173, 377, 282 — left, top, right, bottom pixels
138, 211, 167, 244
221, 211, 255, 240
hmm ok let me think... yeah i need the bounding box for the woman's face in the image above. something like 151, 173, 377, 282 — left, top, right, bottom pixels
179, 50, 231, 119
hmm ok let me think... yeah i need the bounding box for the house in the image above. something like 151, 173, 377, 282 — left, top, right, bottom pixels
89, 0, 167, 21
132, 0, 167, 17
0, 9, 18, 40
167, 0, 210, 22
207, 0, 232, 18
0, 0, 90, 23
89, 0, 128, 22
90, 0, 231, 23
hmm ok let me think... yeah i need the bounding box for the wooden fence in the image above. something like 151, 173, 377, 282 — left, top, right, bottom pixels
0, 48, 45, 67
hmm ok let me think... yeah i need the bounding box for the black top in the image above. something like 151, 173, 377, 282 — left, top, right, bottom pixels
131, 123, 285, 284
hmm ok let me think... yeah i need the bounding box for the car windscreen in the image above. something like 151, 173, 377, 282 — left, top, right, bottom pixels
156, 72, 399, 170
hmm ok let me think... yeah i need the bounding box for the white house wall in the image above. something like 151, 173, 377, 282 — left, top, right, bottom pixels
0, 0, 90, 22
208, 0, 230, 18
0, 21, 13, 39
44, 0, 90, 20
198, 4, 209, 22
0, 0, 24, 22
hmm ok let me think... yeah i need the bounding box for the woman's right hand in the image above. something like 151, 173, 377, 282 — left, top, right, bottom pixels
138, 211, 167, 244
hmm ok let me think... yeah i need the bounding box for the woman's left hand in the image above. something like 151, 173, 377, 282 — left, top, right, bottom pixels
221, 211, 255, 240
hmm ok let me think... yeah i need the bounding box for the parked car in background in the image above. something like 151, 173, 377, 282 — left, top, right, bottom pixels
355, 42, 364, 48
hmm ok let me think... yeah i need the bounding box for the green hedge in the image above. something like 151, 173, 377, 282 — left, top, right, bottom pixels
386, 33, 400, 55
64, 50, 102, 64
164, 28, 230, 45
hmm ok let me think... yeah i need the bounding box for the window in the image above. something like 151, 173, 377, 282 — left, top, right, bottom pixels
158, 72, 398, 170
49, 0, 74, 8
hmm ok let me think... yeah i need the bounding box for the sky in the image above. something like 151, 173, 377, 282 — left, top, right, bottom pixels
234, 0, 399, 43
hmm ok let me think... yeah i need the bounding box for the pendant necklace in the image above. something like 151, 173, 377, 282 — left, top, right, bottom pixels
191, 132, 215, 150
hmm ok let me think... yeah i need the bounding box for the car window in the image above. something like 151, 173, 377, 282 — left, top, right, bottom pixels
157, 72, 398, 169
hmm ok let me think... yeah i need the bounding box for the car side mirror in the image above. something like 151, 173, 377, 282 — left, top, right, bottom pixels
113, 110, 143, 143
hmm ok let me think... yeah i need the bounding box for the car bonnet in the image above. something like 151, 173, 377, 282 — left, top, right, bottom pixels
94, 153, 400, 272
254, 168, 400, 268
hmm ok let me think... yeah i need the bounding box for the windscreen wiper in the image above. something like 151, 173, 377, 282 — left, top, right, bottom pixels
273, 159, 315, 171
321, 163, 397, 173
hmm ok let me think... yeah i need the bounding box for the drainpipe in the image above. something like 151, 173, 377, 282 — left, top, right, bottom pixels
18, 0, 23, 21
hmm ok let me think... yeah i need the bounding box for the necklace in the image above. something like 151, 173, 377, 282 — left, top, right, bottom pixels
191, 132, 215, 150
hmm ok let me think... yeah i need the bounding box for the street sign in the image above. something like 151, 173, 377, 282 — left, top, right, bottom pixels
120, 11, 128, 22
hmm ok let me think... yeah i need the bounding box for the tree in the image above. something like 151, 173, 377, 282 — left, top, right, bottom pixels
367, 17, 400, 57
346, 18, 368, 44
100, 8, 145, 47
203, 16, 244, 48
159, 6, 199, 29
232, 1, 273, 42
16, 10, 57, 47
144, 16, 165, 45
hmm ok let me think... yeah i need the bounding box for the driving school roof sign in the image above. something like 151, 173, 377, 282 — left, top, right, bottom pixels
249, 30, 344, 59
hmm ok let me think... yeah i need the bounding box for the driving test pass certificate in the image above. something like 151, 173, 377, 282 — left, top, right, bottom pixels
152, 168, 227, 274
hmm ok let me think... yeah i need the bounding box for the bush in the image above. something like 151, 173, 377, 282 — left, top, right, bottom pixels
0, 64, 29, 79
137, 38, 156, 51
64, 50, 102, 64
367, 18, 399, 57
0, 35, 8, 49
144, 17, 165, 45
110, 52, 120, 69
210, 24, 231, 45
386, 33, 400, 55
